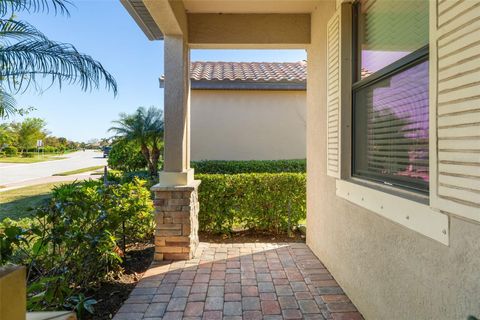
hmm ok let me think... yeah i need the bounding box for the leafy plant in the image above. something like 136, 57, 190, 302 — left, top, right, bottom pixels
3, 145, 17, 156
0, 218, 31, 264
0, 178, 154, 315
0, 0, 117, 118
65, 294, 97, 319
108, 139, 148, 172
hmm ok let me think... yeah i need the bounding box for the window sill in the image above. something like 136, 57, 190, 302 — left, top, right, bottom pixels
336, 179, 449, 245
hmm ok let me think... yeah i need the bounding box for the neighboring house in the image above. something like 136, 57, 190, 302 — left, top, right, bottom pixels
123, 1, 480, 319
161, 61, 306, 161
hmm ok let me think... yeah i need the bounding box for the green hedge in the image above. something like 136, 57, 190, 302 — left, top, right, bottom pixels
192, 159, 306, 174
197, 173, 306, 234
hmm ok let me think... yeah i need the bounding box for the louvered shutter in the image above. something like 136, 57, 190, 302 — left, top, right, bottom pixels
431, 0, 480, 222
326, 9, 341, 178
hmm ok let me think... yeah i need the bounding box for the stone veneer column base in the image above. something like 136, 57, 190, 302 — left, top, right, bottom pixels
151, 180, 201, 261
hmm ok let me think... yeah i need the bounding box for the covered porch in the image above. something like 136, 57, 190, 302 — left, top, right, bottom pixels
117, 0, 353, 318
120, 0, 331, 257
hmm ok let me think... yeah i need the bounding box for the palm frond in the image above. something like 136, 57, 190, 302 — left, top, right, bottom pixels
0, 39, 118, 95
0, 0, 72, 17
0, 19, 48, 43
109, 107, 164, 145
0, 88, 17, 118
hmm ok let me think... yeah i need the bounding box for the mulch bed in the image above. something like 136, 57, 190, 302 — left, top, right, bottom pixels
86, 230, 305, 319
85, 243, 154, 320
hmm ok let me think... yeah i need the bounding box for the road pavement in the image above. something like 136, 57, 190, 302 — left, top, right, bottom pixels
0, 150, 107, 188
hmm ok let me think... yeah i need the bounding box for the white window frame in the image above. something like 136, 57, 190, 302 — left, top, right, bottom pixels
332, 1, 450, 246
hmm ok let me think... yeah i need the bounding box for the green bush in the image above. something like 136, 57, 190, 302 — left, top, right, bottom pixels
192, 159, 306, 174
43, 146, 56, 153
105, 169, 157, 190
0, 178, 154, 314
3, 145, 18, 156
197, 173, 306, 234
108, 140, 148, 172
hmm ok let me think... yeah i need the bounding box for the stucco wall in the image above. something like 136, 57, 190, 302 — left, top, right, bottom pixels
306, 3, 480, 320
191, 89, 306, 161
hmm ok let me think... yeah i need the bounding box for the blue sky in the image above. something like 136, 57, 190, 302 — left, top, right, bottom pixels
8, 0, 306, 142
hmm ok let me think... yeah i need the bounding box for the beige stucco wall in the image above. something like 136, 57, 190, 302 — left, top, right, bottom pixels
306, 3, 480, 320
191, 89, 306, 161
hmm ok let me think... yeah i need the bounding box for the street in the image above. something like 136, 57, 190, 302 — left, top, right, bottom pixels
0, 150, 107, 188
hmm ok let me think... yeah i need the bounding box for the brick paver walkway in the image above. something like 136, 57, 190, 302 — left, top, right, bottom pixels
113, 242, 363, 320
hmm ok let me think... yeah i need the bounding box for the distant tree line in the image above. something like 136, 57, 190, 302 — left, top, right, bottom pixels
0, 117, 82, 156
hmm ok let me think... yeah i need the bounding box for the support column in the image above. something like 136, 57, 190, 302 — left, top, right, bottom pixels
159, 35, 194, 187
152, 181, 200, 260
152, 34, 200, 261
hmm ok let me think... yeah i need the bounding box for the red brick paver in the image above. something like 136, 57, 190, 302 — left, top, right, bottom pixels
114, 242, 363, 320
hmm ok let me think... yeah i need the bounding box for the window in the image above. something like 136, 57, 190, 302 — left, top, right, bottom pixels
352, 0, 429, 193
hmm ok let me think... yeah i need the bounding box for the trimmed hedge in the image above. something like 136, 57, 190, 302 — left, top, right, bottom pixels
197, 173, 306, 234
192, 159, 306, 174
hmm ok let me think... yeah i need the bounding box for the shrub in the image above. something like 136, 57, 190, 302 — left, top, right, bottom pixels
3, 145, 18, 156
197, 173, 306, 234
43, 146, 56, 153
22, 152, 35, 158
0, 178, 154, 314
108, 140, 148, 172
192, 159, 306, 174
105, 169, 157, 190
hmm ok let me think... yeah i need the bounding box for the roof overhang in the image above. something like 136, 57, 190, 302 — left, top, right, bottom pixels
191, 80, 306, 91
120, 0, 163, 40
159, 78, 306, 91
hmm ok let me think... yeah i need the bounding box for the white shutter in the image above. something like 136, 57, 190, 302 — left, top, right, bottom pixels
431, 0, 480, 222
326, 9, 341, 178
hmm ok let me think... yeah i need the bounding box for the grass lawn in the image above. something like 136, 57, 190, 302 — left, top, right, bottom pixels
53, 165, 104, 176
0, 183, 62, 220
0, 156, 66, 163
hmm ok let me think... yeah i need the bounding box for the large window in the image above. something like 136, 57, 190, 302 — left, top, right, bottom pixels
352, 0, 429, 193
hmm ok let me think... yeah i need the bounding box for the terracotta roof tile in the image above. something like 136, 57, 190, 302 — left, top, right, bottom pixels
360, 68, 373, 79
190, 61, 306, 83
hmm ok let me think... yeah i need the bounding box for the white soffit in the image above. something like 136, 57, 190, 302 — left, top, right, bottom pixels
183, 0, 318, 13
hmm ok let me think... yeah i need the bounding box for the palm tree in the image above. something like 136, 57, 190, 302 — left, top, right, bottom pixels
109, 106, 164, 176
0, 0, 118, 118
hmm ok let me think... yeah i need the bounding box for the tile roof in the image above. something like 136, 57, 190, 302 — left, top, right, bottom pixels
190, 61, 307, 83
360, 68, 373, 79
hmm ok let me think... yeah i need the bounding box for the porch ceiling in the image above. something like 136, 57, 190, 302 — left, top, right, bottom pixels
121, 0, 322, 47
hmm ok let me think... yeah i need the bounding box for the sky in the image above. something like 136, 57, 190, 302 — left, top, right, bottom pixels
6, 0, 306, 142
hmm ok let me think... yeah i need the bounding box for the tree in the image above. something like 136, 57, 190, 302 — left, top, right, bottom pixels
11, 117, 46, 152
109, 107, 164, 176
0, 0, 117, 118
0, 123, 14, 148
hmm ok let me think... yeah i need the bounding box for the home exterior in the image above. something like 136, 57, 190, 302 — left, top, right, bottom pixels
121, 1, 480, 319
162, 61, 307, 161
